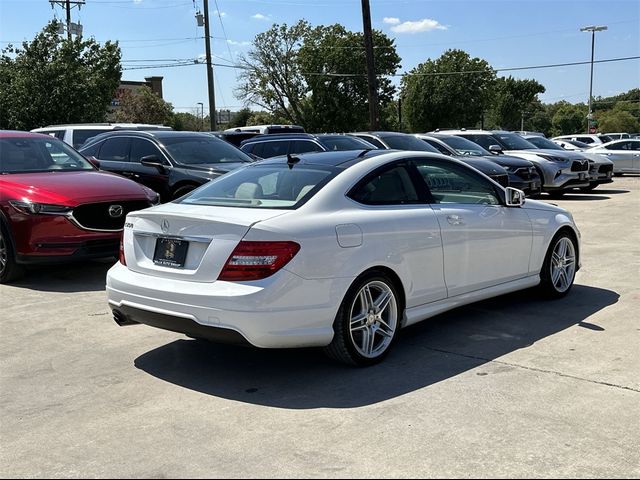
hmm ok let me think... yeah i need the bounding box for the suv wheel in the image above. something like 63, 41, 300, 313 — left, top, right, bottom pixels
0, 223, 24, 284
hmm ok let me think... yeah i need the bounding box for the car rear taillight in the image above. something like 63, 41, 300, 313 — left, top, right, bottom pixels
218, 241, 300, 281
119, 234, 126, 266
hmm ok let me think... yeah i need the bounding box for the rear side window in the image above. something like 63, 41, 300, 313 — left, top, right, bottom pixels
349, 165, 420, 205
290, 140, 324, 154
98, 138, 131, 161
255, 141, 290, 158
72, 129, 110, 149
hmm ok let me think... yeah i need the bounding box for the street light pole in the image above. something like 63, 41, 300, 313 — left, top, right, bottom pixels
580, 25, 607, 133
197, 102, 204, 131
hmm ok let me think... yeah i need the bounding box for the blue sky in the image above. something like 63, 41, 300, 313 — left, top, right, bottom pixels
1, 0, 638, 117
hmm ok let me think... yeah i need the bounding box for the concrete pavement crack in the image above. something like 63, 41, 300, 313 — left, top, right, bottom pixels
423, 346, 640, 393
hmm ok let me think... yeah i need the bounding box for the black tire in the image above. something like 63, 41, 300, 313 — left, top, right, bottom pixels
547, 191, 565, 199
539, 231, 578, 299
323, 271, 402, 367
579, 184, 597, 192
172, 185, 198, 201
0, 221, 24, 284
613, 172, 623, 177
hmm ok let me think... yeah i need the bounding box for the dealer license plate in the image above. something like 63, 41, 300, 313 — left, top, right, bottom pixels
153, 237, 189, 268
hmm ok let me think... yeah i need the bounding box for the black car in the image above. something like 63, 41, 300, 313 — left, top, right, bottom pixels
210, 131, 262, 147
80, 131, 253, 201
416, 133, 543, 196
349, 131, 511, 188
239, 133, 377, 158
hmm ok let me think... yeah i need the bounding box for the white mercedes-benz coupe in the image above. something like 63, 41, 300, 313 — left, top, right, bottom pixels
107, 150, 581, 366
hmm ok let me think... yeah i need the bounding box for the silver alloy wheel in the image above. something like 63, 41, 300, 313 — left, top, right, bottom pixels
349, 280, 398, 359
550, 237, 576, 293
0, 229, 7, 276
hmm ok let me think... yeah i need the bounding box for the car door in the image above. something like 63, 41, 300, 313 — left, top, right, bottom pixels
348, 161, 447, 308
601, 141, 638, 172
128, 138, 171, 198
94, 137, 132, 177
413, 159, 533, 297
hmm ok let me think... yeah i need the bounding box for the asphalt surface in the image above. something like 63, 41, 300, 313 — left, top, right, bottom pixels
1, 176, 639, 478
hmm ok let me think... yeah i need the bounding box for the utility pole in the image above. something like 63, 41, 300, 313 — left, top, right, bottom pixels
49, 0, 85, 40
521, 111, 525, 132
202, 0, 217, 131
361, 0, 379, 131
580, 25, 607, 133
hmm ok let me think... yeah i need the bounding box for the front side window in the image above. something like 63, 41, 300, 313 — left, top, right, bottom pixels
130, 138, 164, 163
320, 136, 375, 151
415, 160, 500, 205
439, 136, 489, 156
349, 164, 420, 205
180, 163, 339, 208
98, 138, 131, 162
459, 134, 505, 151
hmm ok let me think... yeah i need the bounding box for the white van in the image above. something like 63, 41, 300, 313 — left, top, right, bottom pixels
224, 124, 305, 135
31, 123, 172, 149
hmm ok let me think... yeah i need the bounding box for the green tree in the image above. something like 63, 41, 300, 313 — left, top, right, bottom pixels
401, 49, 496, 133
247, 111, 275, 126
171, 112, 204, 131
486, 76, 546, 130
227, 107, 253, 128
235, 21, 310, 125
0, 20, 121, 130
113, 86, 173, 125
550, 102, 587, 136
298, 24, 401, 132
596, 105, 640, 133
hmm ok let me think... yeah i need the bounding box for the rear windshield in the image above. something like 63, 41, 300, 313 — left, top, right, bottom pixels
0, 137, 94, 173
162, 136, 253, 165
180, 163, 340, 209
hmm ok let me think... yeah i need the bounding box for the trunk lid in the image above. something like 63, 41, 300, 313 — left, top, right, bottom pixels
124, 203, 290, 282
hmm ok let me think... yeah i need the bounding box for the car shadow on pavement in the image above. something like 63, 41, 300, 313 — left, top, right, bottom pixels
590, 188, 630, 195
10, 259, 114, 292
134, 284, 619, 409
549, 194, 610, 201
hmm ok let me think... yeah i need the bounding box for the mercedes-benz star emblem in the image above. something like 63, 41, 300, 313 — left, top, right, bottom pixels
108, 205, 124, 218
161, 219, 170, 233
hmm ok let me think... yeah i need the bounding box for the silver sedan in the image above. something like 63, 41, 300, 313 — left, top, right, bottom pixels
586, 139, 640, 175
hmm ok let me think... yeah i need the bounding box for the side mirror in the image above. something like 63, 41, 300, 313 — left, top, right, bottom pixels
488, 145, 503, 154
505, 187, 526, 207
86, 156, 100, 169
140, 155, 168, 173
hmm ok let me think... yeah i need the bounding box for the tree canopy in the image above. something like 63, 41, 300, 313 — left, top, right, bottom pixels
0, 21, 121, 131
112, 86, 174, 125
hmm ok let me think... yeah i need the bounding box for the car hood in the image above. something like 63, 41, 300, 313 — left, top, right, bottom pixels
478, 154, 533, 168
509, 148, 585, 161
0, 171, 151, 206
453, 156, 506, 175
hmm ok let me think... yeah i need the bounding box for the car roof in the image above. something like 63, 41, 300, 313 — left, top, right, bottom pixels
240, 133, 317, 144
352, 131, 413, 138
32, 123, 170, 130
0, 130, 55, 139
255, 149, 389, 167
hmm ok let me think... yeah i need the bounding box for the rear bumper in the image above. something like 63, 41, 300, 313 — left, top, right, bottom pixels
107, 262, 351, 348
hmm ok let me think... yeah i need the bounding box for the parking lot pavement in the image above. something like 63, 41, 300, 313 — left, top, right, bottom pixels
1, 177, 639, 478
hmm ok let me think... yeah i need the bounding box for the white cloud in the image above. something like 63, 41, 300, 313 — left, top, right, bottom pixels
383, 17, 400, 25
133, 0, 143, 3
227, 40, 251, 47
391, 18, 447, 34
252, 13, 269, 20
214, 10, 227, 17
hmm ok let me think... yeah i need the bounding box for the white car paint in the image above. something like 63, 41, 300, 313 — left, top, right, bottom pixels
587, 139, 640, 174
107, 151, 580, 351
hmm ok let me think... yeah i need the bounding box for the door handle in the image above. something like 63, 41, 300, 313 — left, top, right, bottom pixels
446, 214, 464, 226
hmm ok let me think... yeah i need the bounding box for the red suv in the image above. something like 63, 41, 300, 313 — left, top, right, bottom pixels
0, 131, 159, 283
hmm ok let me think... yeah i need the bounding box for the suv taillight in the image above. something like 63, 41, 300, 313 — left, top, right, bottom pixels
218, 241, 300, 281
119, 234, 126, 266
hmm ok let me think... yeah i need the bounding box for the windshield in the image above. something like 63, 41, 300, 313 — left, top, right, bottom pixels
0, 137, 94, 173
491, 132, 538, 150
524, 136, 564, 150
319, 136, 376, 151
438, 136, 490, 156
162, 136, 253, 165
383, 135, 439, 152
180, 163, 340, 209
